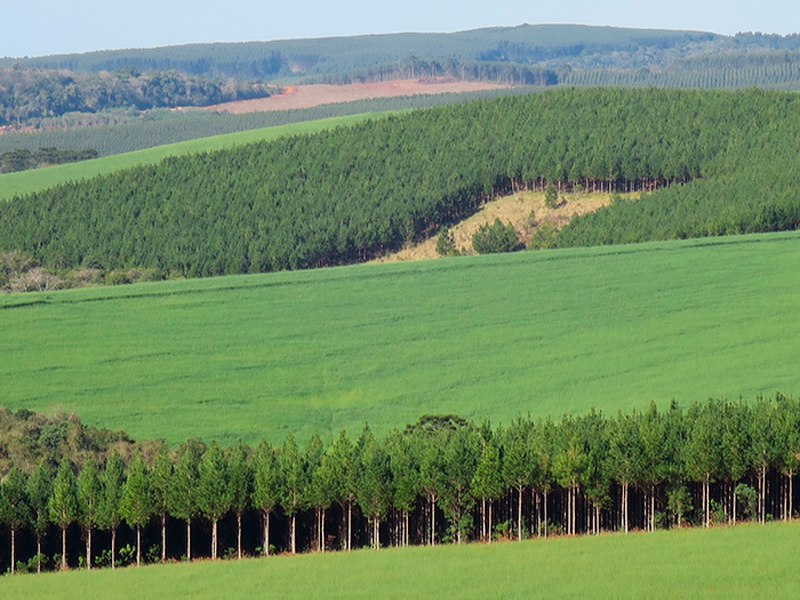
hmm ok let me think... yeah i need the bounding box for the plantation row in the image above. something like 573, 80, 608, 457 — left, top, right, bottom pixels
0, 88, 525, 158
2, 395, 800, 575
3, 88, 800, 276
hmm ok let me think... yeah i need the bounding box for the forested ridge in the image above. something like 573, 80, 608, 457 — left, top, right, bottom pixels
2, 395, 800, 573
2, 88, 800, 277
0, 66, 276, 126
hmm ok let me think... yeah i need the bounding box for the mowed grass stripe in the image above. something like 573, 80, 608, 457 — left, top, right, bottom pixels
3, 231, 800, 445
0, 113, 386, 201
3, 521, 799, 599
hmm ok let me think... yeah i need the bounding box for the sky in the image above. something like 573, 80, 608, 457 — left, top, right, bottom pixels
3, 0, 797, 58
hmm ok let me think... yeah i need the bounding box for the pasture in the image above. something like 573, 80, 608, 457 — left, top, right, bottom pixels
2, 521, 799, 598
2, 231, 800, 445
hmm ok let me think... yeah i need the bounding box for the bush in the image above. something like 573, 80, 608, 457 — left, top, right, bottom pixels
436, 226, 457, 256
472, 219, 521, 254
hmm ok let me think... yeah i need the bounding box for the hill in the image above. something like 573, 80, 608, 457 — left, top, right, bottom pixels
2, 88, 800, 277
3, 521, 799, 598
2, 231, 800, 445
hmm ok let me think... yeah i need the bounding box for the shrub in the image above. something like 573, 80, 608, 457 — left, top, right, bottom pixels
472, 219, 521, 254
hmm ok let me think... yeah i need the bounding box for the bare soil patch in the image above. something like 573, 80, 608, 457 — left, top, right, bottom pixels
203, 79, 511, 114
373, 191, 629, 264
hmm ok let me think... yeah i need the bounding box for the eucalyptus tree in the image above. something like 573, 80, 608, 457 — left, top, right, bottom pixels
530, 418, 556, 537
49, 458, 78, 570
774, 394, 800, 521
304, 433, 326, 552
1, 467, 31, 574
77, 458, 102, 570
418, 431, 447, 546
579, 411, 611, 535
684, 400, 724, 528
553, 421, 589, 536
327, 430, 358, 551
27, 460, 52, 572
252, 440, 279, 556
278, 433, 306, 554
150, 446, 174, 562
169, 442, 202, 560
198, 441, 231, 560
750, 397, 779, 523
719, 401, 751, 525
227, 442, 253, 559
120, 454, 153, 566
98, 453, 125, 569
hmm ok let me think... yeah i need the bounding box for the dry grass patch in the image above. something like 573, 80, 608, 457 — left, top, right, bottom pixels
375, 190, 628, 263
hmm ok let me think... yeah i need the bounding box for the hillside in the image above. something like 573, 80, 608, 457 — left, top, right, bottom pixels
2, 88, 800, 277
2, 231, 800, 445
3, 521, 799, 598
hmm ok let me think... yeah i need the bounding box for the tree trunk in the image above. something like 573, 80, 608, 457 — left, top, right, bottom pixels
11, 528, 16, 575
263, 511, 270, 556
733, 486, 738, 526
111, 528, 117, 570
488, 501, 493, 543
162, 515, 167, 563
86, 527, 92, 570
517, 486, 523, 541
321, 508, 326, 553
429, 495, 435, 546
212, 519, 218, 560
136, 525, 142, 567
347, 501, 353, 551
187, 517, 192, 561
36, 536, 42, 574
374, 517, 380, 550
61, 526, 68, 570
622, 482, 629, 534
291, 513, 297, 554
543, 490, 549, 538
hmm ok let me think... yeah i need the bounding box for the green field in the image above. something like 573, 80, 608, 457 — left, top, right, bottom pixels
2, 231, 800, 445
0, 113, 383, 201
3, 521, 799, 598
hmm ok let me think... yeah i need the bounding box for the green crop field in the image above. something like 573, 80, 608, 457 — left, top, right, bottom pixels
2, 231, 800, 445
0, 113, 384, 201
3, 521, 799, 598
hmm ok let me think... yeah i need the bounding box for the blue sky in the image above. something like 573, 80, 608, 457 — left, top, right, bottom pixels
3, 0, 796, 58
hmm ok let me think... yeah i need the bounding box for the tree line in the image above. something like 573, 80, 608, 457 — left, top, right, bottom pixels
0, 148, 97, 174
0, 66, 277, 127
4, 88, 800, 278
2, 395, 800, 575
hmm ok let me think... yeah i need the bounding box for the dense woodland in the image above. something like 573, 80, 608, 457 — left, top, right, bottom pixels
0, 148, 97, 174
2, 88, 800, 276
2, 395, 799, 574
0, 67, 276, 126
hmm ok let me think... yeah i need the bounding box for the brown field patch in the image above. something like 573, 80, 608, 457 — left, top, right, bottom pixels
202, 79, 511, 114
373, 191, 631, 264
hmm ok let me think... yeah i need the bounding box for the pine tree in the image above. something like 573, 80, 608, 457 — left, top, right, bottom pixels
228, 442, 253, 559
198, 441, 231, 560
169, 442, 202, 561
27, 461, 52, 573
77, 458, 102, 570
98, 453, 125, 569
49, 458, 78, 570
0, 467, 31, 574
151, 447, 174, 563
252, 440, 279, 557
120, 454, 153, 566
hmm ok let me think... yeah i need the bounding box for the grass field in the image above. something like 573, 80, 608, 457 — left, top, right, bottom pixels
3, 521, 799, 598
2, 231, 800, 445
0, 113, 384, 201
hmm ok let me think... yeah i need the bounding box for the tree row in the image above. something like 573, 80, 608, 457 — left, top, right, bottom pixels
2, 395, 800, 575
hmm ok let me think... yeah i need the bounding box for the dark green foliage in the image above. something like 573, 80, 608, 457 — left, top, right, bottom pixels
472, 219, 521, 254
0, 148, 97, 174
8, 88, 800, 276
0, 67, 276, 127
435, 226, 456, 257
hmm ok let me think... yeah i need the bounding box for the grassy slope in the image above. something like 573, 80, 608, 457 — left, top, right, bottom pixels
2, 231, 800, 445
0, 113, 382, 201
4, 521, 799, 598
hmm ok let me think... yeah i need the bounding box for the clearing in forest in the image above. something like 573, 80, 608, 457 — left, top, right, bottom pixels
203, 79, 511, 114
374, 190, 624, 263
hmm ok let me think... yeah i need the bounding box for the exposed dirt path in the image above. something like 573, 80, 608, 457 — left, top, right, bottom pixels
203, 79, 511, 114
373, 190, 628, 264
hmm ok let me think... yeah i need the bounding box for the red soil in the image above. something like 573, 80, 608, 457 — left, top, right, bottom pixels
203, 79, 511, 114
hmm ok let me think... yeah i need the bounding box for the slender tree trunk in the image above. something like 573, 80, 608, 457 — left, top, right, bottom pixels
374, 518, 380, 550
517, 486, 523, 541
429, 495, 435, 546
650, 485, 656, 532
187, 517, 192, 561
321, 508, 326, 553
290, 513, 297, 554
136, 525, 142, 567
162, 515, 167, 563
488, 501, 493, 543
61, 526, 68, 570
622, 483, 629, 534
263, 511, 270, 556
543, 490, 549, 538
212, 519, 219, 559
11, 528, 16, 574
704, 476, 711, 528
86, 527, 92, 570
111, 528, 117, 570
789, 471, 794, 521
347, 501, 353, 551
36, 535, 42, 574
733, 486, 738, 526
